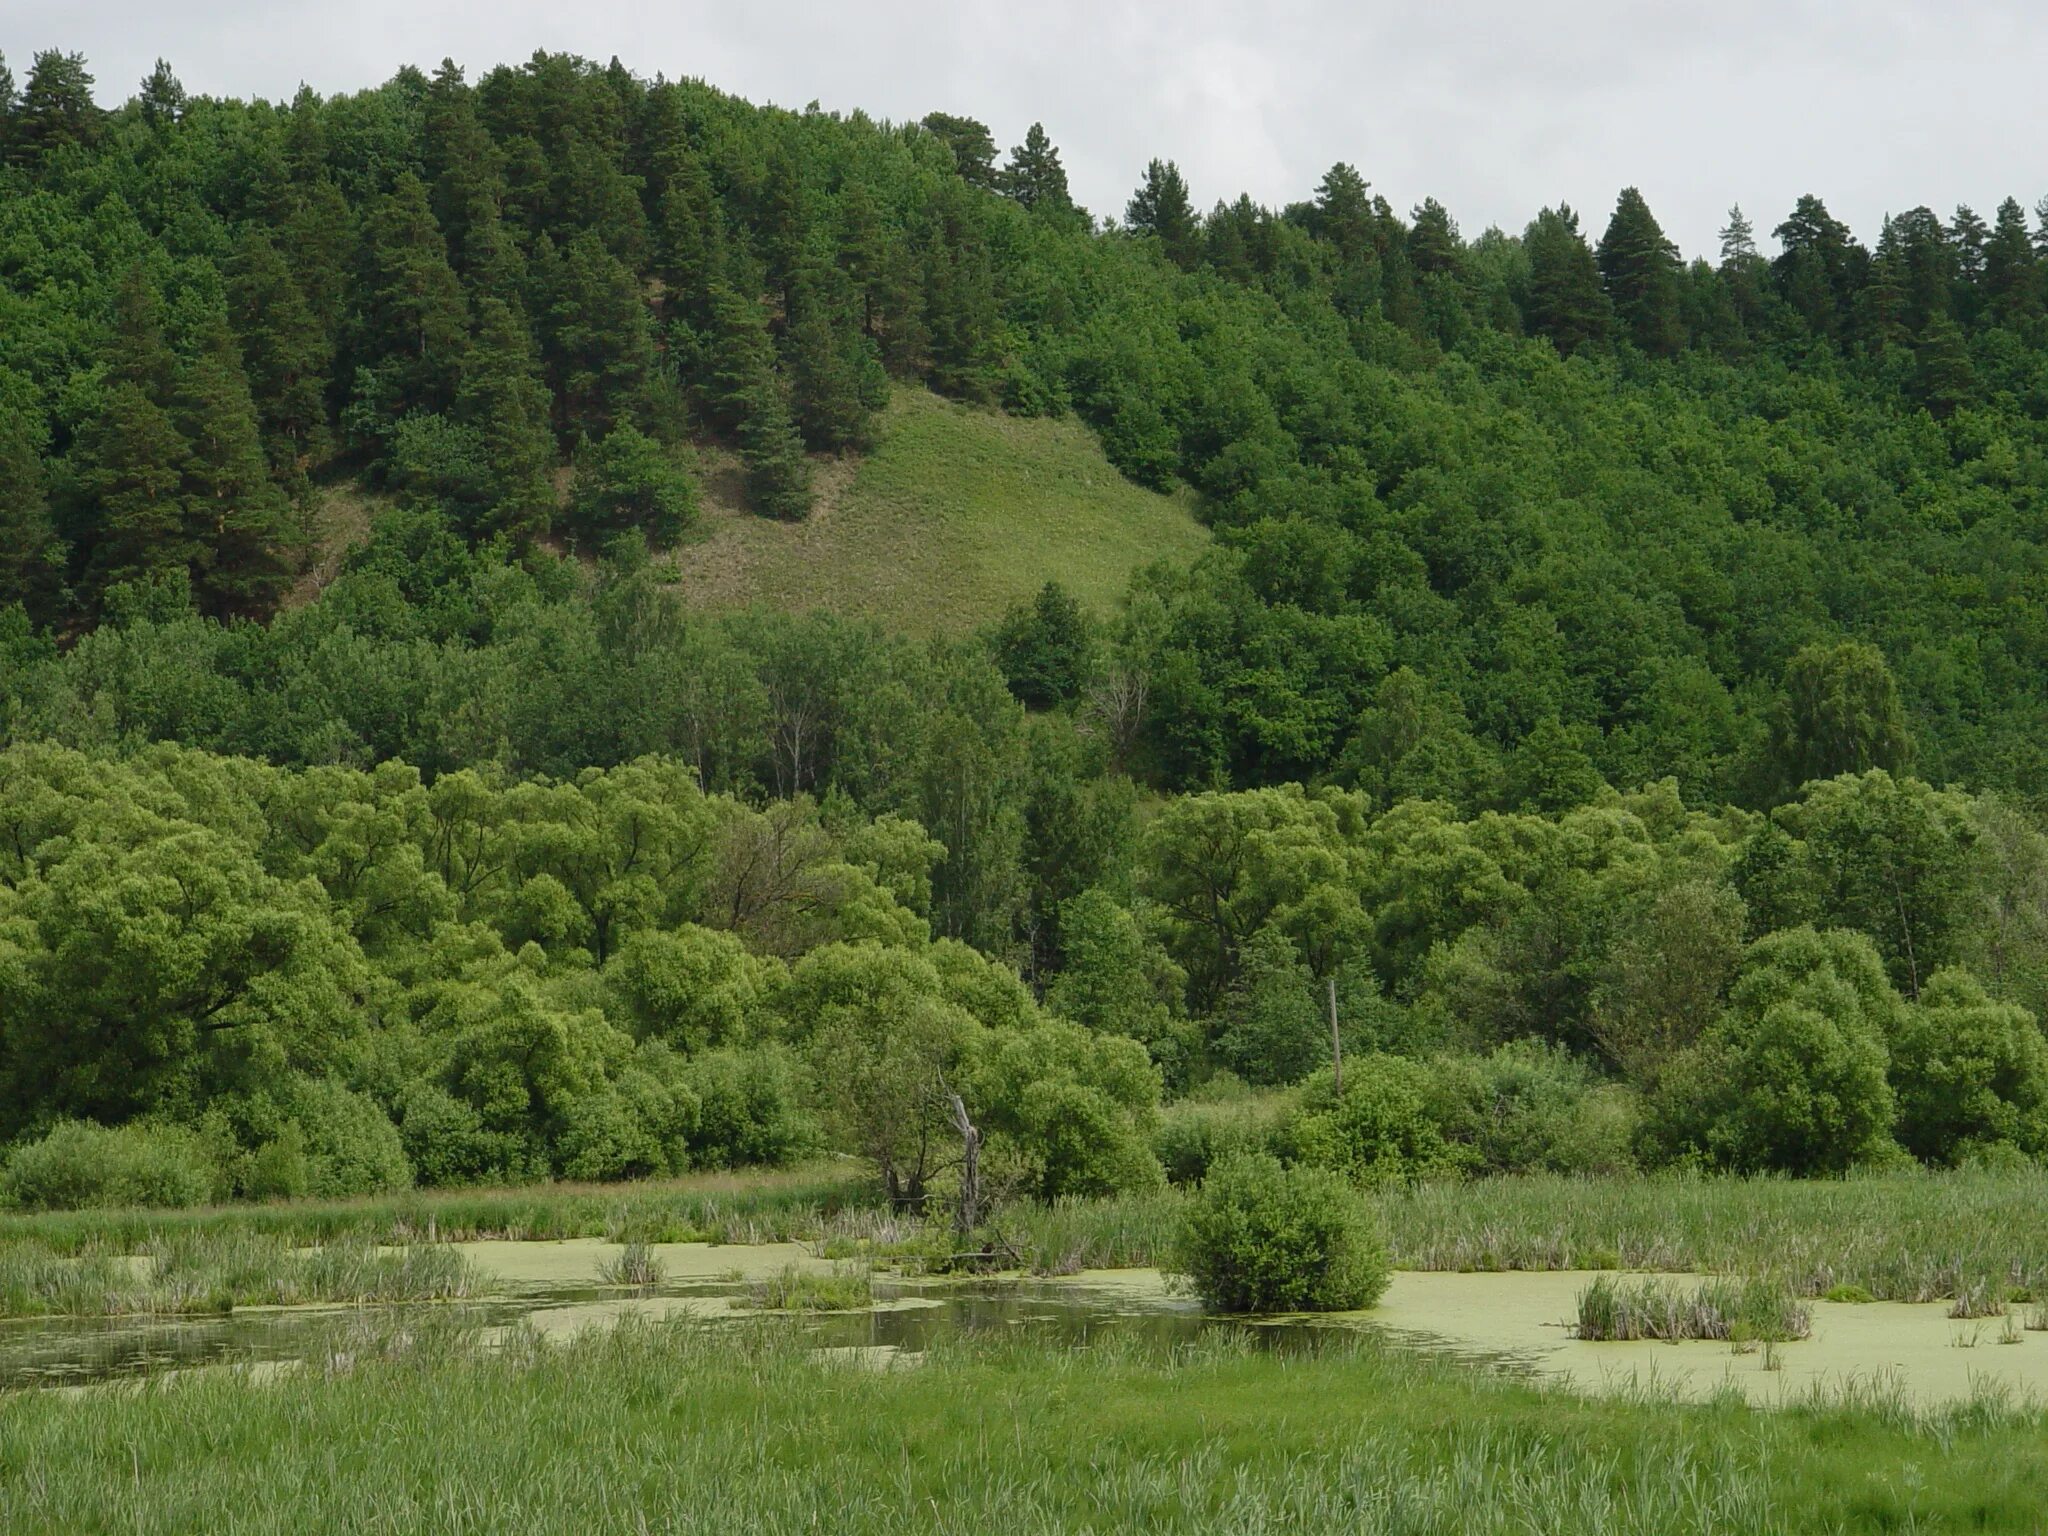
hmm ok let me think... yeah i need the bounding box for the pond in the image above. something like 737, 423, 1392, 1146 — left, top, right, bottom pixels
5, 1238, 2041, 1410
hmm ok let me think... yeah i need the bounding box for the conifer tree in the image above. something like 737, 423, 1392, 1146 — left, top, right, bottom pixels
1000, 124, 1073, 215
228, 228, 332, 477
138, 58, 185, 131
920, 112, 997, 189
1407, 198, 1462, 275
283, 178, 355, 352
1126, 159, 1198, 267
1773, 194, 1858, 339
1596, 187, 1684, 356
176, 311, 295, 616
0, 403, 60, 615
922, 187, 999, 398
1523, 205, 1609, 356
74, 384, 190, 597
423, 60, 512, 285
12, 50, 99, 166
785, 271, 889, 452
654, 150, 724, 333
452, 296, 556, 542
531, 230, 655, 442
1984, 197, 2040, 325
351, 172, 469, 422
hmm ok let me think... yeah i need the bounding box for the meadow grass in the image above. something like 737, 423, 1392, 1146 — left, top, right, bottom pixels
4, 1314, 2048, 1532
667, 386, 1208, 635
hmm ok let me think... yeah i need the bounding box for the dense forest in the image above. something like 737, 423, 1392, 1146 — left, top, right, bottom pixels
5, 46, 2048, 1207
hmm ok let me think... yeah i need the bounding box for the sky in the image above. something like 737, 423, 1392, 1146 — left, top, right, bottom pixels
6, 0, 2042, 259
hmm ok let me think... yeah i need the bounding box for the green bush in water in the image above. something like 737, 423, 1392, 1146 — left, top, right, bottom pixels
0, 1120, 219, 1211
1173, 1151, 1389, 1313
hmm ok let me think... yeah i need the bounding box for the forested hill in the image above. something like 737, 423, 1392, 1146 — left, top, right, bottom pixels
5, 45, 2048, 806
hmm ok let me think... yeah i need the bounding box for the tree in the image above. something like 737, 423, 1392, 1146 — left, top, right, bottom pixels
11, 50, 99, 165
1771, 642, 1912, 791
1523, 205, 1609, 355
1983, 197, 2040, 325
783, 271, 887, 453
1126, 159, 1198, 268
566, 424, 697, 549
138, 58, 185, 130
449, 296, 556, 542
920, 112, 996, 189
174, 311, 296, 617
1647, 927, 1899, 1174
992, 581, 1093, 708
531, 231, 655, 442
1890, 969, 2048, 1164
1591, 879, 1747, 1086
351, 173, 469, 426
228, 229, 333, 476
1772, 194, 1859, 339
1000, 123, 1072, 214
1596, 187, 1684, 356
73, 383, 190, 601
0, 403, 60, 615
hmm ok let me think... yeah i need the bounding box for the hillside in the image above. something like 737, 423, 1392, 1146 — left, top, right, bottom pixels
667, 387, 1207, 635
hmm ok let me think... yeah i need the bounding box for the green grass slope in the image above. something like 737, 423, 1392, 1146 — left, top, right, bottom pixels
669, 387, 1208, 635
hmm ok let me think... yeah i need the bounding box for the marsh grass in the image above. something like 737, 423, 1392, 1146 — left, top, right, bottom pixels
0, 1232, 478, 1318
739, 1263, 874, 1311
1574, 1276, 1811, 1343
7, 1314, 2048, 1532
595, 1243, 665, 1288
0, 1163, 872, 1256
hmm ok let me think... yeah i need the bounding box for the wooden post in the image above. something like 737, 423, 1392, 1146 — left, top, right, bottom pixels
1328, 976, 1342, 1096
948, 1091, 982, 1237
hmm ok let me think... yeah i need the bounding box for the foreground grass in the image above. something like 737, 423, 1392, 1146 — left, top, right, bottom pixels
3, 1318, 2046, 1532
669, 386, 1208, 635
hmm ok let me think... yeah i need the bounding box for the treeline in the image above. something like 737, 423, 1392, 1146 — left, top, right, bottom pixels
7, 47, 2048, 799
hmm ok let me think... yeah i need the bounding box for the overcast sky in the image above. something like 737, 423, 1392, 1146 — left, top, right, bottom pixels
6, 0, 2041, 258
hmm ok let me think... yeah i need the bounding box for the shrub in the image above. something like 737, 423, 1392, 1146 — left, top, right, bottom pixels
290, 1081, 413, 1198
683, 1046, 815, 1169
0, 1120, 219, 1211
1284, 1056, 1468, 1186
1153, 1091, 1292, 1185
1172, 1151, 1389, 1313
1425, 1042, 1638, 1176
1644, 928, 1899, 1173
1890, 969, 2048, 1165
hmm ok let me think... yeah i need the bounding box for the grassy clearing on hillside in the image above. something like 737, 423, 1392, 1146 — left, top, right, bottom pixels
6, 1318, 2047, 1532
668, 387, 1207, 634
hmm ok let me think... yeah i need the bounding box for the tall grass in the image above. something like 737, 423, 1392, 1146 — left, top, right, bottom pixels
4, 1315, 2048, 1531
0, 1232, 478, 1318
0, 1162, 874, 1256
1574, 1276, 1812, 1343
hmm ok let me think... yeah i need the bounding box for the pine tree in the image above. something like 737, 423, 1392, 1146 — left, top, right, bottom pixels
1000, 123, 1073, 215
920, 112, 997, 189
654, 150, 724, 332
921, 186, 999, 398
1773, 194, 1858, 339
1717, 205, 1768, 335
0, 403, 60, 615
1125, 159, 1198, 268
1984, 197, 2040, 326
74, 384, 190, 597
175, 312, 294, 617
351, 172, 469, 422
1523, 205, 1609, 356
138, 58, 185, 131
12, 50, 99, 166
531, 230, 655, 442
423, 60, 513, 286
1596, 187, 1684, 356
228, 228, 332, 477
452, 296, 556, 542
1912, 316, 1975, 418
283, 177, 355, 351
784, 271, 887, 452
1310, 163, 1374, 259
1407, 198, 1461, 275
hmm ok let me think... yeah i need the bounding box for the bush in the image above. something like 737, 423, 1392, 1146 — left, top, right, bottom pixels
1153, 1091, 1292, 1185
0, 1120, 220, 1211
291, 1081, 413, 1198
1644, 928, 1899, 1173
1172, 1151, 1389, 1313
1890, 969, 2048, 1165
1425, 1042, 1638, 1176
1284, 1056, 1468, 1186
683, 1046, 815, 1168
